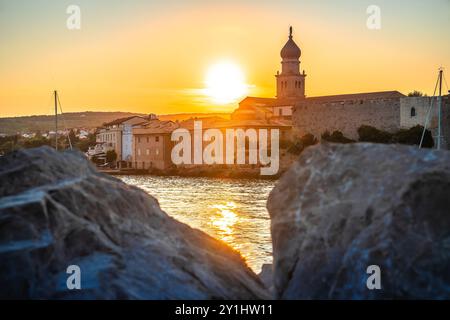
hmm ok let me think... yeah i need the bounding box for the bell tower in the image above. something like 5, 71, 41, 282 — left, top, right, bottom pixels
276, 27, 306, 99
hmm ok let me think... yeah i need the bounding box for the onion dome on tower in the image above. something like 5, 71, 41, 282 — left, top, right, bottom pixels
280, 26, 301, 59
276, 26, 305, 99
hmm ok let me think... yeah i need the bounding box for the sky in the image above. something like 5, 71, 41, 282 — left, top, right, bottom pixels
0, 0, 449, 117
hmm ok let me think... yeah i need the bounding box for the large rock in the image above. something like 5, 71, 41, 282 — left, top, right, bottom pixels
268, 143, 450, 299
0, 146, 268, 299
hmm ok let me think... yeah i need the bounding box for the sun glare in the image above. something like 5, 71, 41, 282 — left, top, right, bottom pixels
205, 61, 248, 104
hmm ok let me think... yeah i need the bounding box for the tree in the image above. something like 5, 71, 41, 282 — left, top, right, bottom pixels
408, 90, 426, 97
106, 150, 117, 163
68, 129, 78, 146
23, 136, 50, 149
75, 133, 96, 152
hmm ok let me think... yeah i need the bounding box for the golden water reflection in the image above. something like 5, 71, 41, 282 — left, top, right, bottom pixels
119, 176, 275, 273
210, 202, 238, 242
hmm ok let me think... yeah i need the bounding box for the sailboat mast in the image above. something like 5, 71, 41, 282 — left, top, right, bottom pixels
437, 69, 443, 150
54, 90, 58, 150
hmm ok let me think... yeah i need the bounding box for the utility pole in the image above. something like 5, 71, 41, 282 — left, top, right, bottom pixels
437, 68, 443, 150
54, 90, 58, 150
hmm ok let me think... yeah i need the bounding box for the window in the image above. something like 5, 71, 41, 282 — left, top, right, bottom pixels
137, 149, 141, 156
155, 136, 160, 142
411, 107, 416, 117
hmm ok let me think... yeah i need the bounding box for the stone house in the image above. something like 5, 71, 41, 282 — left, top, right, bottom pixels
131, 120, 179, 170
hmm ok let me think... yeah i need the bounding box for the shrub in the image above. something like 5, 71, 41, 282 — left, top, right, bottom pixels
393, 125, 434, 148
357, 125, 434, 148
357, 125, 393, 143
300, 133, 318, 147
321, 130, 354, 144
287, 133, 318, 155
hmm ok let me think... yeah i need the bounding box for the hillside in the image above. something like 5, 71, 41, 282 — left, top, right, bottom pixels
0, 111, 230, 135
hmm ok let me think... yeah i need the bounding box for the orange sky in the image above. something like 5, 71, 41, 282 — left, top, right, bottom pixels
0, 0, 449, 117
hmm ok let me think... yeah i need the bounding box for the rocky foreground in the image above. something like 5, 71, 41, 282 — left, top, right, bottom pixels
1, 143, 450, 300
0, 146, 269, 299
268, 143, 450, 299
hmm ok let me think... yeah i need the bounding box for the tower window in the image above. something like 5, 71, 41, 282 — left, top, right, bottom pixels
411, 107, 416, 117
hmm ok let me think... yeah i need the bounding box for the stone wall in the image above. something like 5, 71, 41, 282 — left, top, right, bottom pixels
400, 96, 450, 149
400, 97, 438, 129
293, 97, 401, 140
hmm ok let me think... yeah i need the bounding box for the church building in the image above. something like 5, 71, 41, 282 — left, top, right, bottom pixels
231, 27, 449, 149
231, 27, 306, 121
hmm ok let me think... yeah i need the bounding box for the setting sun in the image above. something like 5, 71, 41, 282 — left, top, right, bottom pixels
204, 61, 248, 104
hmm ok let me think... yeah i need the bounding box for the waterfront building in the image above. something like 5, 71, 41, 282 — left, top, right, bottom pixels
132, 120, 179, 170
96, 116, 148, 162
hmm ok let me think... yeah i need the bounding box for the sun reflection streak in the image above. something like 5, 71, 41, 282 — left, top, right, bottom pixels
210, 202, 238, 242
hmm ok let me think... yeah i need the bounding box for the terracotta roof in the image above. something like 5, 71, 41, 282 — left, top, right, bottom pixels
239, 96, 301, 107
232, 104, 273, 114
133, 120, 179, 134
180, 118, 290, 130
178, 117, 228, 130
103, 116, 146, 126
239, 97, 278, 105
215, 119, 291, 128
